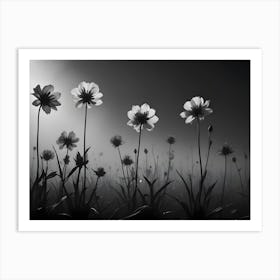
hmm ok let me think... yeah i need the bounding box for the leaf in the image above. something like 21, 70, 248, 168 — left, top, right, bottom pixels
154, 181, 171, 200
167, 193, 191, 217
176, 170, 191, 200
67, 166, 79, 179
46, 171, 57, 180
52, 146, 63, 179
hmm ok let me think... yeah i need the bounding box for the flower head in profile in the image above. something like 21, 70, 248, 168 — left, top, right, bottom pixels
127, 103, 159, 132
110, 135, 123, 148
74, 152, 88, 168
122, 155, 134, 166
218, 143, 234, 156
56, 131, 79, 151
167, 136, 176, 145
94, 167, 106, 178
71, 81, 103, 108
41, 150, 54, 161
31, 84, 61, 114
63, 155, 70, 165
180, 96, 213, 124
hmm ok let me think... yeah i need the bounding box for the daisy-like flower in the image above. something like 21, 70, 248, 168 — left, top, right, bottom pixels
180, 96, 213, 124
56, 131, 79, 151
71, 81, 103, 108
127, 103, 159, 132
167, 136, 176, 145
218, 143, 234, 156
122, 155, 133, 166
32, 84, 61, 114
94, 167, 106, 178
110, 135, 123, 148
41, 150, 54, 161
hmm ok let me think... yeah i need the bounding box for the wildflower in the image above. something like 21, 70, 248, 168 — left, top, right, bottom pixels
110, 135, 123, 148
71, 81, 103, 108
31, 84, 61, 114
127, 103, 159, 132
219, 143, 234, 156
74, 152, 88, 168
56, 131, 79, 151
94, 167, 106, 178
144, 148, 148, 154
167, 136, 176, 145
180, 96, 213, 124
208, 124, 213, 133
122, 155, 134, 166
63, 155, 70, 165
41, 150, 54, 161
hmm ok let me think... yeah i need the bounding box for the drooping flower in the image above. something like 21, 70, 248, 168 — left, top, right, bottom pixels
122, 155, 134, 166
218, 143, 234, 156
94, 167, 106, 178
31, 84, 61, 114
71, 81, 103, 108
41, 150, 54, 161
74, 152, 88, 168
110, 135, 123, 148
180, 96, 213, 124
167, 136, 176, 145
56, 131, 79, 151
63, 155, 70, 165
127, 103, 159, 132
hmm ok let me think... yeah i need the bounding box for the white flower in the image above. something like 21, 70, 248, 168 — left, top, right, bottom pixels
127, 103, 159, 132
71, 81, 103, 108
180, 96, 213, 124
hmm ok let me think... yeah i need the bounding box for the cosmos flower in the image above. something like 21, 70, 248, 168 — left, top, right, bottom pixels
180, 96, 213, 124
110, 135, 123, 148
167, 136, 176, 145
71, 81, 103, 108
122, 155, 134, 166
56, 131, 79, 151
31, 84, 61, 114
41, 150, 54, 161
94, 167, 106, 178
218, 143, 234, 156
127, 103, 159, 132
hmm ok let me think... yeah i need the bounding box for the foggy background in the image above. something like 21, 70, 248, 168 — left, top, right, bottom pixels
30, 60, 250, 188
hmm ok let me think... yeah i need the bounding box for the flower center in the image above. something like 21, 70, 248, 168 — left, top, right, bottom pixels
134, 112, 149, 125
40, 92, 52, 106
79, 89, 93, 104
191, 106, 203, 117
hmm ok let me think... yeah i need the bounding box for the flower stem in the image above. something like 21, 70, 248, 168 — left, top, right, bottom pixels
36, 106, 41, 180
82, 105, 88, 204
117, 146, 127, 186
221, 155, 227, 207
234, 162, 244, 193
166, 144, 172, 182
133, 125, 142, 204
197, 119, 203, 203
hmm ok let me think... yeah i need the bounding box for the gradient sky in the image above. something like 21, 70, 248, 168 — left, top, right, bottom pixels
30, 60, 250, 179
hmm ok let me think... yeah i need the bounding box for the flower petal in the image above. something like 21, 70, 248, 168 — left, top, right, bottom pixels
71, 87, 80, 98
203, 108, 213, 116
88, 82, 99, 94
134, 125, 141, 132
95, 100, 103, 106
131, 105, 140, 114
33, 85, 42, 95
140, 103, 150, 113
191, 96, 202, 107
93, 92, 103, 100
185, 115, 195, 124
149, 115, 159, 124
183, 101, 192, 111
180, 111, 187, 118
127, 120, 134, 126
32, 100, 41, 106
75, 100, 84, 108
78, 81, 89, 92
203, 100, 210, 107
147, 108, 156, 118
146, 121, 155, 131
52, 92, 61, 100
127, 110, 135, 120
42, 105, 51, 114
42, 85, 54, 94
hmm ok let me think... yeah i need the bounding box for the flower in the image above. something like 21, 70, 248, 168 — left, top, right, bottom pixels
144, 148, 148, 154
94, 167, 106, 177
127, 103, 159, 132
134, 149, 137, 154
74, 152, 88, 168
63, 155, 70, 165
122, 155, 134, 166
31, 84, 61, 114
208, 124, 213, 133
71, 81, 103, 108
218, 143, 234, 156
56, 131, 79, 151
41, 150, 54, 161
180, 96, 213, 124
167, 136, 176, 145
110, 135, 123, 148
232, 157, 237, 163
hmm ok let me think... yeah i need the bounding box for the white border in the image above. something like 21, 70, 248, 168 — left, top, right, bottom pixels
18, 49, 262, 232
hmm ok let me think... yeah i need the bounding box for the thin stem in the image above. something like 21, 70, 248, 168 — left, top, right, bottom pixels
197, 119, 203, 181
221, 155, 227, 207
166, 144, 171, 182
203, 134, 212, 179
82, 105, 88, 204
234, 162, 244, 193
87, 177, 99, 206
36, 106, 41, 179
133, 125, 142, 203
117, 146, 127, 186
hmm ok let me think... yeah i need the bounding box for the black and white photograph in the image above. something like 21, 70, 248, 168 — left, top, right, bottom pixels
29, 58, 251, 221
